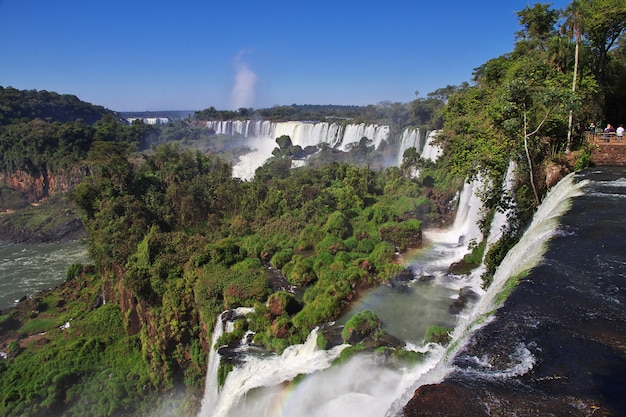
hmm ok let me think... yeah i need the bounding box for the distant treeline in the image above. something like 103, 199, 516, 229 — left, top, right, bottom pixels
0, 86, 114, 126
194, 95, 451, 130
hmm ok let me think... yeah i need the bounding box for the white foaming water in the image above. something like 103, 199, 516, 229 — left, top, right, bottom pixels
422, 178, 484, 271
485, 160, 518, 247
199, 307, 255, 417
202, 328, 348, 417
420, 130, 442, 162
459, 342, 537, 380
206, 120, 422, 180
475, 172, 587, 314
230, 135, 277, 179
199, 313, 227, 416
396, 128, 423, 166
207, 120, 390, 152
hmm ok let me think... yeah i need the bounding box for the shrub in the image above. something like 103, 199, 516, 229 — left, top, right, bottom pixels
323, 211, 352, 239
379, 219, 422, 252
270, 248, 293, 269
297, 225, 324, 250
391, 349, 424, 365
79, 303, 125, 338
355, 238, 376, 254
287, 257, 317, 287
208, 237, 244, 267
369, 241, 395, 265
66, 263, 84, 281
315, 235, 347, 254
333, 344, 367, 365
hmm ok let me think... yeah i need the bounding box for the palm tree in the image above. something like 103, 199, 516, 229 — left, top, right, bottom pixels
563, 0, 586, 151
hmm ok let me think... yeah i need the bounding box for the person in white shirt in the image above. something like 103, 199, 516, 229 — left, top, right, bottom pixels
617, 124, 624, 142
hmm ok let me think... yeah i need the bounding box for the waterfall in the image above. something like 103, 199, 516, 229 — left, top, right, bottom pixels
485, 160, 517, 248
396, 128, 422, 166
126, 117, 169, 125
420, 130, 442, 162
205, 120, 422, 179
386, 172, 588, 415
199, 308, 255, 417
200, 328, 348, 417
420, 177, 485, 276
199, 313, 227, 417
473, 172, 586, 315
205, 120, 389, 150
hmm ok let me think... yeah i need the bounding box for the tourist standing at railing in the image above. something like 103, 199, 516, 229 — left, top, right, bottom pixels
589, 122, 596, 138
617, 124, 624, 143
603, 124, 615, 142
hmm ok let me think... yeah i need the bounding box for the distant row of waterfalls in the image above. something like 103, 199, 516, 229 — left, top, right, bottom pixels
204, 120, 440, 179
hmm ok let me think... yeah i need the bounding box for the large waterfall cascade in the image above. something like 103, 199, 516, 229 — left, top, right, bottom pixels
204, 119, 429, 179
200, 322, 348, 417
199, 308, 255, 417
206, 120, 392, 151
386, 171, 588, 415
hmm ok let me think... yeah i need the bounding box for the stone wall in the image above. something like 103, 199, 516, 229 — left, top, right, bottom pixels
590, 143, 626, 166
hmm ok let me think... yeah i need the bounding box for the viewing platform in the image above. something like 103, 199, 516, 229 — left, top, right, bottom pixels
585, 132, 626, 166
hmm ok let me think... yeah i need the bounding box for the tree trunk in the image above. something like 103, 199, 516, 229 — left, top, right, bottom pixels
566, 29, 580, 152
524, 111, 540, 205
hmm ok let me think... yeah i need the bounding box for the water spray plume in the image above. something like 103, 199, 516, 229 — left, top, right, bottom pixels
231, 52, 258, 110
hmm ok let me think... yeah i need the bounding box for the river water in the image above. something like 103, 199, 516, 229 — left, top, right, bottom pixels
0, 240, 90, 311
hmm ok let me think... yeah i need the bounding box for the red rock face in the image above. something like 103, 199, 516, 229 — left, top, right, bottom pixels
0, 168, 86, 203
545, 162, 570, 190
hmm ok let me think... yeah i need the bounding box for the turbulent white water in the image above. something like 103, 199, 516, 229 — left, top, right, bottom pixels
0, 240, 90, 310
420, 130, 442, 162
396, 128, 422, 167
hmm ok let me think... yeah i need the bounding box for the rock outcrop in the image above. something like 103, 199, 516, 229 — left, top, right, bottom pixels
0, 168, 86, 203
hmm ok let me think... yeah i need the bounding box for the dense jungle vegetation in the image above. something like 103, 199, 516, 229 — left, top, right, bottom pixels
1, 1, 625, 416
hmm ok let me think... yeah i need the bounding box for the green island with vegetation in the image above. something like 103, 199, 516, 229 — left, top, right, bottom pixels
1, 1, 624, 416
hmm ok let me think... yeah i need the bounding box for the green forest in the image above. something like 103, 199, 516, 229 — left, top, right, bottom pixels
0, 1, 625, 416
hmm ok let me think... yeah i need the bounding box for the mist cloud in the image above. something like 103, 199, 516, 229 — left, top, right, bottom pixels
231, 52, 258, 110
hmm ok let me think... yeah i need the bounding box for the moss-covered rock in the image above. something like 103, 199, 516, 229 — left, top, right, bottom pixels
341, 310, 383, 344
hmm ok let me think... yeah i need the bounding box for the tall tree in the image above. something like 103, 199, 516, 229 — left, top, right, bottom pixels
563, 0, 587, 150
515, 3, 560, 50
582, 0, 626, 86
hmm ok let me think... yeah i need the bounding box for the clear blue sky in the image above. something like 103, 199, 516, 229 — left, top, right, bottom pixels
0, 0, 572, 112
